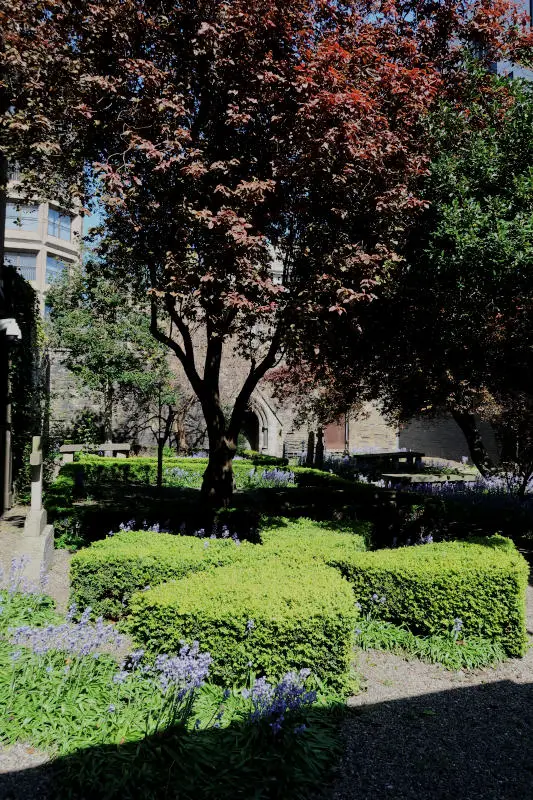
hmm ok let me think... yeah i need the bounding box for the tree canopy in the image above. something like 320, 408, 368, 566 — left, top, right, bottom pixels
3, 0, 533, 503
281, 68, 533, 481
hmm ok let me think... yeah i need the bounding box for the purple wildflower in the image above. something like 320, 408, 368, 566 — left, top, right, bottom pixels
11, 610, 124, 657
246, 669, 316, 732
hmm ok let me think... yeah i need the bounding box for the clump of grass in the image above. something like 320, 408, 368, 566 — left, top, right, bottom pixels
355, 618, 506, 670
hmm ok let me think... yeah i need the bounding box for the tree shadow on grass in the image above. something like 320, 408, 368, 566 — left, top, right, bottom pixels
2, 682, 533, 800
0, 705, 341, 800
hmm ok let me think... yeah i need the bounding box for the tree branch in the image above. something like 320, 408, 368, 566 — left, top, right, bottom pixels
150, 297, 203, 397
164, 295, 197, 372
228, 327, 282, 441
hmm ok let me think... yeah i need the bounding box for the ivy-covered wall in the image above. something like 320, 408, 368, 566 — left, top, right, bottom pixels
5, 266, 45, 499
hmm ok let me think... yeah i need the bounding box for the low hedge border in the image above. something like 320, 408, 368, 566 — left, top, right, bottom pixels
126, 558, 358, 693
331, 535, 528, 656
48, 456, 355, 498
70, 531, 248, 619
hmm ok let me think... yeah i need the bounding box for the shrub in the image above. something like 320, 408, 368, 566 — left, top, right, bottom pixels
333, 535, 528, 656
70, 531, 247, 619
292, 468, 354, 488
241, 449, 289, 467
45, 472, 76, 518
127, 558, 357, 693
260, 517, 370, 563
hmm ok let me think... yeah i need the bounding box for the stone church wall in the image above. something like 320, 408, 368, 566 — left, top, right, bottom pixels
48, 339, 486, 466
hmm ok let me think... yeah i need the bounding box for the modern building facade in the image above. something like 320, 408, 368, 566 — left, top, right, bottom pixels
4, 164, 83, 315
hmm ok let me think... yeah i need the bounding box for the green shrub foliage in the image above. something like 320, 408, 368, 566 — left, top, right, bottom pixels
260, 517, 370, 563
48, 455, 353, 495
240, 449, 289, 466
333, 535, 528, 656
70, 531, 246, 618
127, 558, 357, 692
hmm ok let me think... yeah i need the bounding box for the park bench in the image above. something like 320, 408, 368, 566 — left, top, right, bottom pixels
59, 442, 131, 464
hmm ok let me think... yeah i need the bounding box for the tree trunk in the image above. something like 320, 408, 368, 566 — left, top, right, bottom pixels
315, 427, 324, 469
103, 384, 113, 442
451, 410, 495, 476
201, 434, 236, 507
156, 437, 164, 492
305, 431, 315, 467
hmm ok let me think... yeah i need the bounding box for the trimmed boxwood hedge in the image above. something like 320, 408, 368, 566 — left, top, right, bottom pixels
49, 455, 354, 496
331, 535, 528, 656
70, 531, 247, 619
126, 558, 357, 692
260, 517, 370, 562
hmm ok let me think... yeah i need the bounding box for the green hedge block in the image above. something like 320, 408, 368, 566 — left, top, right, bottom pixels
260, 517, 370, 563
45, 473, 75, 517
70, 531, 246, 619
127, 558, 357, 692
292, 468, 354, 488
332, 535, 528, 656
240, 449, 289, 467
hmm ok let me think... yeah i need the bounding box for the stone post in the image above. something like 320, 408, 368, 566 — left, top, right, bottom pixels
22, 435, 54, 579
23, 436, 47, 536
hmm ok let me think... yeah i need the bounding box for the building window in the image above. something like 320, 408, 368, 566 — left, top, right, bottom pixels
6, 202, 39, 233
46, 254, 70, 283
48, 208, 72, 241
7, 163, 21, 182
4, 250, 37, 281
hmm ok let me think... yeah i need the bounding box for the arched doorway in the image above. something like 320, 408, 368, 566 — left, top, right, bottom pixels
240, 408, 260, 451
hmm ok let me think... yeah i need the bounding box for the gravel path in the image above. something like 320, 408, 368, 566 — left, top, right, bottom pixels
0, 506, 72, 611
326, 579, 533, 800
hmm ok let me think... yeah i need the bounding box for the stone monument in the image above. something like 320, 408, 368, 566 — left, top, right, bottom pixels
22, 436, 54, 578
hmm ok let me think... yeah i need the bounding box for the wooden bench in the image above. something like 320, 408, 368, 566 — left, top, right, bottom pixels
59, 442, 131, 464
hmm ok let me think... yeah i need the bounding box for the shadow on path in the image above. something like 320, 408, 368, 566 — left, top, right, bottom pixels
331, 679, 533, 800
0, 681, 532, 800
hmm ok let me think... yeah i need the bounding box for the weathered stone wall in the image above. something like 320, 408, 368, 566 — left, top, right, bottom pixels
49, 338, 490, 465
399, 415, 499, 464
48, 350, 100, 432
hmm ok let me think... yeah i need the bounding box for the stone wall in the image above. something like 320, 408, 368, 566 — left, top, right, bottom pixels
48, 340, 494, 465
399, 415, 499, 464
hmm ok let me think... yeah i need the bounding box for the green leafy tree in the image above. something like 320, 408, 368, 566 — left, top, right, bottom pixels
281, 69, 533, 482
46, 264, 177, 449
